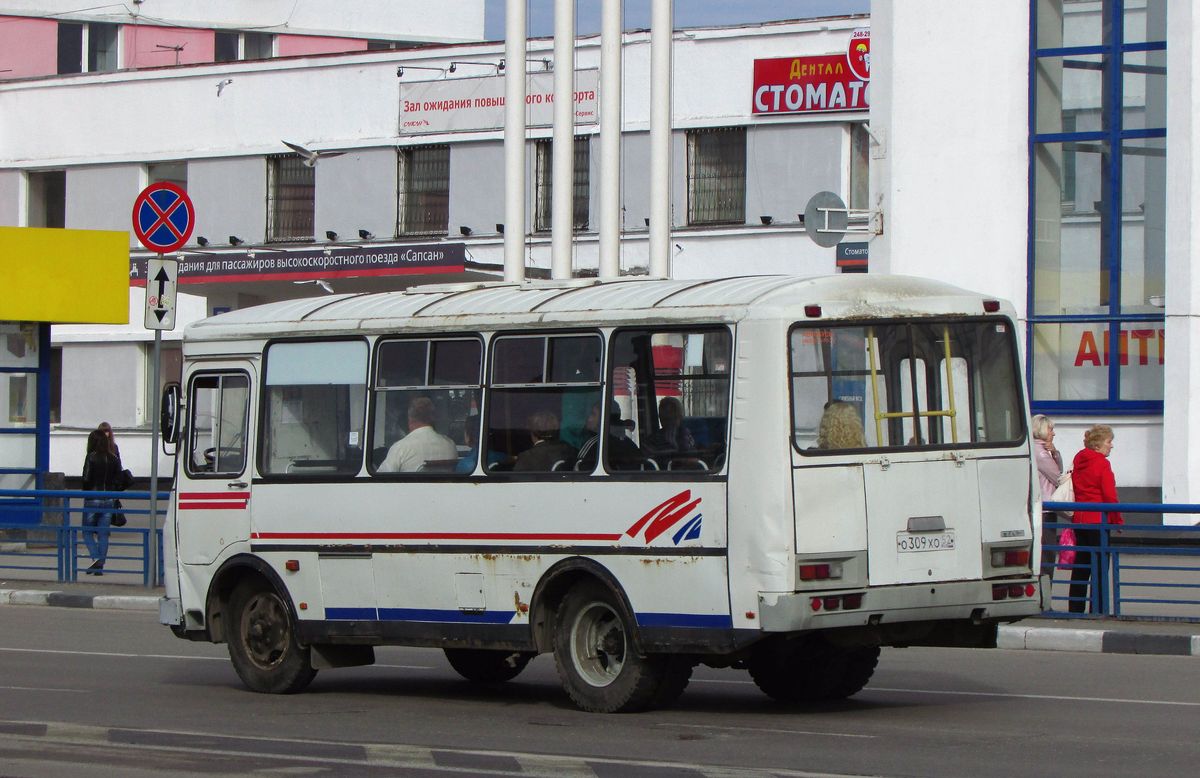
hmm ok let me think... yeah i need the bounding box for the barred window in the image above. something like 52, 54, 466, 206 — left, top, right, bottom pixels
397, 145, 450, 236
266, 154, 314, 243
686, 127, 747, 226
534, 137, 590, 232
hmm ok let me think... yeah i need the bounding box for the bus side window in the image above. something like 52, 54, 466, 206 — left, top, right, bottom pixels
261, 340, 368, 476
186, 373, 250, 477
611, 327, 731, 475
370, 336, 482, 476
487, 333, 601, 474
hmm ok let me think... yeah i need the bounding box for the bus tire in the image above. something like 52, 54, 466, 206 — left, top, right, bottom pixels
553, 581, 668, 713
444, 648, 532, 682
748, 636, 877, 703
227, 580, 316, 694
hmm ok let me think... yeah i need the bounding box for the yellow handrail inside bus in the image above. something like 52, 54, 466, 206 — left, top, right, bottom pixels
941, 324, 959, 444
863, 325, 959, 445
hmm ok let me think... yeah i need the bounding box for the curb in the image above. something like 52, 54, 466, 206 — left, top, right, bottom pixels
0, 588, 159, 612
997, 623, 1200, 657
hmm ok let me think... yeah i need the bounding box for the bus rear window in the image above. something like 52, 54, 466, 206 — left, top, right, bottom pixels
790, 320, 1024, 452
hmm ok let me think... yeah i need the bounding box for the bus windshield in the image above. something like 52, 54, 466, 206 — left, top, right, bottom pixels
790, 318, 1025, 452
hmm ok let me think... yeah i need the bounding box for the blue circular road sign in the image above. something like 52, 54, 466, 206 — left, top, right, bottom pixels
132, 182, 195, 254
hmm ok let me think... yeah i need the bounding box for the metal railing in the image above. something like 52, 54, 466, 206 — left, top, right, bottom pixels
0, 488, 167, 586
1043, 501, 1200, 622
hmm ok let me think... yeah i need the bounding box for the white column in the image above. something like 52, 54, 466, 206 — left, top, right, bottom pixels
869, 1, 1028, 315
648, 0, 672, 279
550, 0, 575, 280
598, 0, 622, 280
1161, 0, 1200, 521
503, 0, 527, 283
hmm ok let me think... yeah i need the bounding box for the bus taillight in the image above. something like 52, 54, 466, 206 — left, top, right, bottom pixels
990, 547, 1032, 568
799, 563, 832, 580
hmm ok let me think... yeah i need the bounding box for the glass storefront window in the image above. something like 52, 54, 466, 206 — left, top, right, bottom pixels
1029, 0, 1165, 412
1032, 141, 1107, 317
1034, 54, 1103, 136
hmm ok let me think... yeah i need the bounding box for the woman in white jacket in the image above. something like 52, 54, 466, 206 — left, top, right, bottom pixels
1031, 414, 1063, 573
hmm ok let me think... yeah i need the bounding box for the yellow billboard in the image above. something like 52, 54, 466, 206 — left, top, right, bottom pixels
0, 227, 128, 324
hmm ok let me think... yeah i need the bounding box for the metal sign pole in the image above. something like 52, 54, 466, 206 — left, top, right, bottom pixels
149, 326, 161, 588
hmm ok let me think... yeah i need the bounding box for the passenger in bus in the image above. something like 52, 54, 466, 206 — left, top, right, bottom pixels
379, 396, 458, 472
645, 397, 696, 453
576, 400, 642, 471
513, 410, 577, 471
817, 400, 866, 449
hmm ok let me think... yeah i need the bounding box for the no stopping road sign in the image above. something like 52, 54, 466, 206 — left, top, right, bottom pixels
132, 182, 195, 254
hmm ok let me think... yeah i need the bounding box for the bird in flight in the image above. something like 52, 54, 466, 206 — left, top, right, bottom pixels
282, 140, 347, 167
216, 78, 233, 96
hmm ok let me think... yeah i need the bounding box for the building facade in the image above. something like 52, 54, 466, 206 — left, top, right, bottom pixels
2, 1, 1196, 522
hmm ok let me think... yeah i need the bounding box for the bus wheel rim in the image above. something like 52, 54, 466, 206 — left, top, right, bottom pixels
570, 600, 626, 687
242, 591, 289, 669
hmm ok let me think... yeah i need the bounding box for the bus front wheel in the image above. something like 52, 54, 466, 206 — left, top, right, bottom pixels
227, 580, 317, 694
553, 581, 684, 713
444, 648, 533, 682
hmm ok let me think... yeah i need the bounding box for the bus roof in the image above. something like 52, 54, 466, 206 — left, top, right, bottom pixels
184, 274, 1008, 342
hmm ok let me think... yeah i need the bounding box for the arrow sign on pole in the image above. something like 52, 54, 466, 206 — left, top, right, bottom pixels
145, 257, 179, 330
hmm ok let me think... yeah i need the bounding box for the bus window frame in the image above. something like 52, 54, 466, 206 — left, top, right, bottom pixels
367, 332, 485, 478
255, 335, 371, 481
789, 315, 1028, 457
606, 323, 734, 479
184, 369, 252, 480
484, 328, 604, 479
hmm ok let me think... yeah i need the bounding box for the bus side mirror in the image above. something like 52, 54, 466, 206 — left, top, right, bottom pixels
161, 382, 182, 453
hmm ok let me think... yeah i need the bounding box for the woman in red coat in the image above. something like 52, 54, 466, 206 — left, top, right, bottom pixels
1068, 425, 1123, 613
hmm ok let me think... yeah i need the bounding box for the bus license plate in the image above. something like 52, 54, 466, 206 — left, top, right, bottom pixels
897, 531, 956, 553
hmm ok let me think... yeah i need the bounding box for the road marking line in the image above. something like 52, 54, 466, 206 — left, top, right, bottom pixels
690, 678, 1200, 707
867, 686, 1200, 707
0, 686, 89, 693
663, 722, 874, 739
0, 647, 225, 661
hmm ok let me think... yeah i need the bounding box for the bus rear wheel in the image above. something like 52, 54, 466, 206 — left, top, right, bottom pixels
444, 648, 533, 682
748, 636, 879, 703
553, 581, 682, 713
227, 580, 316, 694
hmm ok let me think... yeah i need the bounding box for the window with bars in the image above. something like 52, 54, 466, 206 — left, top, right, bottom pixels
266, 154, 315, 243
397, 145, 450, 236
686, 127, 747, 226
534, 137, 590, 232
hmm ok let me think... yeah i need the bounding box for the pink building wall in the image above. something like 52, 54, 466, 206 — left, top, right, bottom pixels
123, 25, 215, 69
276, 34, 368, 57
0, 17, 59, 79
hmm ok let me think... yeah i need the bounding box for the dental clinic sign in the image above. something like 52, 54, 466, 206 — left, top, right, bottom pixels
752, 28, 870, 115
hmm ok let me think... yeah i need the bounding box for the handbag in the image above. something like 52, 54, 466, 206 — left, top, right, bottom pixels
1057, 527, 1076, 568
111, 512, 127, 527
1050, 470, 1074, 518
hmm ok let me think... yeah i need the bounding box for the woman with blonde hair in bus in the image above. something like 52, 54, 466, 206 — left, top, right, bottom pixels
817, 400, 866, 450
1031, 414, 1064, 572
1068, 424, 1124, 614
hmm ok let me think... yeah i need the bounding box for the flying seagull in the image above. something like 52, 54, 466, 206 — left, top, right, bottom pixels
293, 279, 335, 294
282, 140, 346, 167
216, 78, 233, 96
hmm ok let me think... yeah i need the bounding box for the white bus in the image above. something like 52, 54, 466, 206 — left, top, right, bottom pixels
158, 274, 1044, 712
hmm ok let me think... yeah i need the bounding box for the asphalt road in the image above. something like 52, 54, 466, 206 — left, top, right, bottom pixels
0, 606, 1197, 777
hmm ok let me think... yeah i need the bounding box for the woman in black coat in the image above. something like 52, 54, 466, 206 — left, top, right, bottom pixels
81, 428, 122, 574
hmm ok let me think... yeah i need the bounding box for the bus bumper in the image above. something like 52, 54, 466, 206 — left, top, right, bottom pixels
758, 577, 1042, 633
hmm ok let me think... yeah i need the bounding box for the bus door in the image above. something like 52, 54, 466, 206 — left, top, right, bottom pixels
176, 366, 254, 565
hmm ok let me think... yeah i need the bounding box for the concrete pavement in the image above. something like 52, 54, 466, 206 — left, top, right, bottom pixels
3, 578, 1198, 658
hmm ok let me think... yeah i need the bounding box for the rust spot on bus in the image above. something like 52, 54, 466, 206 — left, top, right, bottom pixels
513, 591, 529, 614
